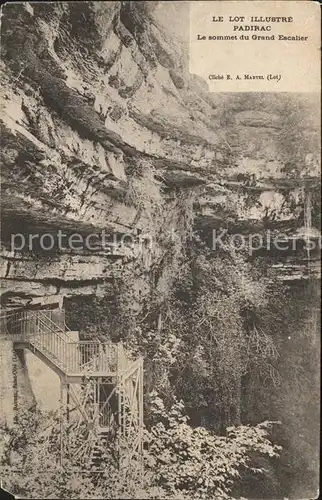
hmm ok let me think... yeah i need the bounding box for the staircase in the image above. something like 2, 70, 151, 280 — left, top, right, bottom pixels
1, 308, 143, 472
2, 309, 117, 377
90, 428, 118, 469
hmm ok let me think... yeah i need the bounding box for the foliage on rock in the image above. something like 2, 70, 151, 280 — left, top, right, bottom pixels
0, 399, 281, 500
144, 393, 281, 499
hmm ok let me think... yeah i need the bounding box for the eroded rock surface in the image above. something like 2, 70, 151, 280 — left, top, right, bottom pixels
1, 2, 320, 306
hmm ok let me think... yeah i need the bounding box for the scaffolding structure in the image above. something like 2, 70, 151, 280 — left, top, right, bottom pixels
0, 309, 143, 475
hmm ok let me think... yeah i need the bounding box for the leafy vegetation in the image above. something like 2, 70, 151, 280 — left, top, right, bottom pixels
1, 398, 281, 500
61, 223, 320, 500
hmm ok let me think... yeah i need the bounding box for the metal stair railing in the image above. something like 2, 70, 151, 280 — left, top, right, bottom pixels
31, 310, 73, 342
74, 342, 117, 374
27, 311, 73, 372
1, 309, 72, 342
29, 316, 118, 374
4, 310, 118, 375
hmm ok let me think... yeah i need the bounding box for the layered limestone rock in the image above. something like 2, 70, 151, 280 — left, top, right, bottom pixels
0, 2, 320, 307
0, 2, 206, 306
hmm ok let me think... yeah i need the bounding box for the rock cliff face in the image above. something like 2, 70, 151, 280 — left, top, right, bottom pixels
0, 1, 202, 307
0, 2, 320, 309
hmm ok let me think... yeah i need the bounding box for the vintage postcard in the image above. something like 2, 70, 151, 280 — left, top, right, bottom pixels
0, 1, 320, 499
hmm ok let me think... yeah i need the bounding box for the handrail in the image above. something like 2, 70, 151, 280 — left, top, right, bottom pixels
0, 310, 18, 320
7, 311, 68, 344
76, 340, 109, 345
30, 312, 71, 343
1, 308, 121, 375
28, 314, 69, 371
3, 309, 71, 341
32, 310, 72, 340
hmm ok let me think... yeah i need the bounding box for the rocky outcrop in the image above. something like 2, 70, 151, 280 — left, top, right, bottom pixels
0, 2, 320, 307
0, 2, 206, 307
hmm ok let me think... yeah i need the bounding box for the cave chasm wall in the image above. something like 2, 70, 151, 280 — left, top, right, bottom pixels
1, 2, 320, 309
0, 2, 214, 308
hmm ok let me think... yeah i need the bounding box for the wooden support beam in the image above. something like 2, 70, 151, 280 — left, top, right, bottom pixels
59, 380, 66, 467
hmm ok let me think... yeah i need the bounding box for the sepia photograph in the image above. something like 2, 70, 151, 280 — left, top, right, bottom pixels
0, 1, 320, 499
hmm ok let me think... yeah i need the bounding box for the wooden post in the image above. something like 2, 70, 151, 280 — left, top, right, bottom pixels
12, 350, 18, 425
59, 380, 66, 468
66, 384, 70, 423
304, 188, 312, 272
139, 359, 144, 486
